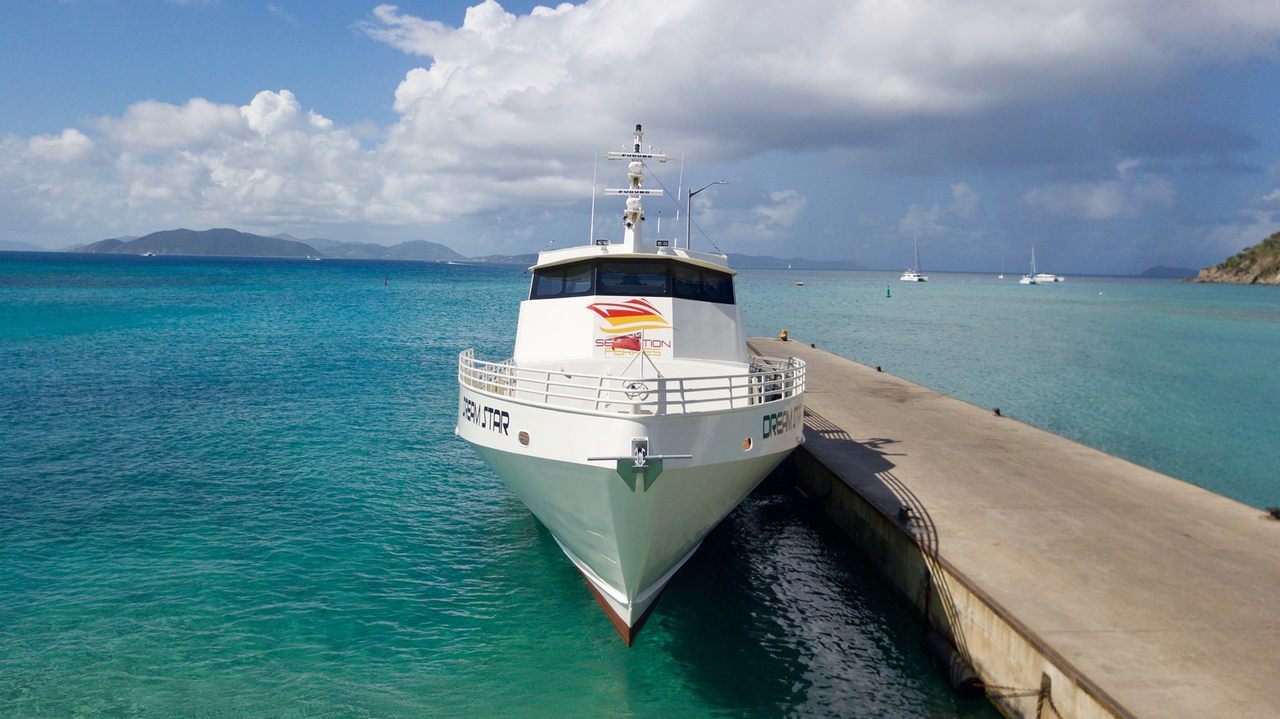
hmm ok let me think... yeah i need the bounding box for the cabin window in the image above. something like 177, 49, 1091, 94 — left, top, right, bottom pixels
672, 264, 701, 299
529, 259, 734, 304
530, 261, 595, 299
672, 263, 734, 304
597, 260, 669, 297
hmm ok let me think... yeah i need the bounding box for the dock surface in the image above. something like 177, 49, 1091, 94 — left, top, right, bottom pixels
751, 337, 1280, 718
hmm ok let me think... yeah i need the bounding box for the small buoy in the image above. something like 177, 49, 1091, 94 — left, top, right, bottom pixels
886, 284, 891, 298
779, 328, 789, 342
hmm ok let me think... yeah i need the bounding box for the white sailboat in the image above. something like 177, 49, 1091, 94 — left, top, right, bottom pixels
456, 125, 806, 643
900, 233, 928, 282
1020, 245, 1063, 284
1019, 246, 1038, 284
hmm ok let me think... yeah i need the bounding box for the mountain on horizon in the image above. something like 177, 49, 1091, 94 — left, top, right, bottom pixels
0, 239, 49, 252
310, 238, 467, 262
78, 228, 320, 258
63, 227, 865, 269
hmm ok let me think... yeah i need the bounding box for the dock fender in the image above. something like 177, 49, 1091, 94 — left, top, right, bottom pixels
921, 630, 983, 698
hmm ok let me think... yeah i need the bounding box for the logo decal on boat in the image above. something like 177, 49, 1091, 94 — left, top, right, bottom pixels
461, 397, 511, 435
762, 406, 802, 439
609, 333, 642, 352
586, 298, 671, 334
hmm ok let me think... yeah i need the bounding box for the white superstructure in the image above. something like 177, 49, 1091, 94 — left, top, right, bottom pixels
456, 125, 806, 643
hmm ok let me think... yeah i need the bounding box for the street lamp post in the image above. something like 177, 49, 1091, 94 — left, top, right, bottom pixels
686, 180, 728, 250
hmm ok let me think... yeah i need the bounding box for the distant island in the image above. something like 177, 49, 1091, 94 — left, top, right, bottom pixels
1139, 266, 1196, 279
0, 239, 49, 252
79, 229, 323, 259
51, 227, 864, 269
1194, 231, 1280, 285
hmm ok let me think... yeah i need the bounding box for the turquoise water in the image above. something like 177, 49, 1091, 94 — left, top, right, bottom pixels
1, 253, 995, 718
740, 270, 1280, 509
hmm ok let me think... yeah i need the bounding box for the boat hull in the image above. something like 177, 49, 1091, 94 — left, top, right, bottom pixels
456, 385, 804, 640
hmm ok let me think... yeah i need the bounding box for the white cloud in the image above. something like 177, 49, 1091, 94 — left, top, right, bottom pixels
6, 0, 1280, 249
899, 182, 981, 235
1191, 209, 1278, 264
364, 0, 1280, 160
1030, 181, 1170, 219
27, 129, 96, 163
753, 190, 807, 229
948, 182, 979, 219
900, 203, 945, 237
241, 90, 303, 135
97, 98, 245, 153
1023, 160, 1176, 220
267, 3, 298, 26
691, 189, 806, 251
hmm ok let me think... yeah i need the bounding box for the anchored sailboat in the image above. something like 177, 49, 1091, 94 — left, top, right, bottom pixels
900, 233, 928, 282
1019, 245, 1064, 284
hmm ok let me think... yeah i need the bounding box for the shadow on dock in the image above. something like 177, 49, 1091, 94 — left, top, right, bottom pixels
796, 408, 1060, 716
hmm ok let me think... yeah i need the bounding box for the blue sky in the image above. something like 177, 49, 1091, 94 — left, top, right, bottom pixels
3, 1, 1280, 273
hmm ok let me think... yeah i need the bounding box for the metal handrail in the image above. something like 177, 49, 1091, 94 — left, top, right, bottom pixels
458, 349, 804, 416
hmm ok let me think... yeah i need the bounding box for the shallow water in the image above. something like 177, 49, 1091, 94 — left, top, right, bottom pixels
740, 269, 1280, 509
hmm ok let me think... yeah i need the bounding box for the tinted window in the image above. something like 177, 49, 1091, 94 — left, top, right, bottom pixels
701, 267, 734, 304
563, 263, 593, 294
528, 258, 734, 304
673, 264, 702, 300
597, 260, 669, 296
672, 263, 734, 304
531, 261, 594, 299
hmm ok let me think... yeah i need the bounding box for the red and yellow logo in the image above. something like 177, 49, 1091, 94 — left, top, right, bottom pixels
586, 299, 671, 334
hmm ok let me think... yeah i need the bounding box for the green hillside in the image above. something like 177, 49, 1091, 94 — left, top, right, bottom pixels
1195, 231, 1280, 285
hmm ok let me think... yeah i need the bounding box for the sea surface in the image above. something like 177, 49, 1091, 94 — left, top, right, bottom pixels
741, 270, 1279, 510
1, 252, 1275, 718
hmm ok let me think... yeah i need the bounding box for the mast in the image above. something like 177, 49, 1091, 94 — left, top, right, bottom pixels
675, 153, 684, 247
605, 124, 667, 252
588, 154, 598, 245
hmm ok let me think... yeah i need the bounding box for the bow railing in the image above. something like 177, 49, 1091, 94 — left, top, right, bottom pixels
459, 350, 804, 416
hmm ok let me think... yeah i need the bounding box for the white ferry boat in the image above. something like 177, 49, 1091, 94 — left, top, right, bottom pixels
456, 125, 806, 643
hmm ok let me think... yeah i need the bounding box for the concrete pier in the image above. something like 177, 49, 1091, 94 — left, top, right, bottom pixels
750, 337, 1280, 719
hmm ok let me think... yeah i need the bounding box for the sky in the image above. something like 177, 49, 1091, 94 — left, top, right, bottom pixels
3, 1, 1280, 273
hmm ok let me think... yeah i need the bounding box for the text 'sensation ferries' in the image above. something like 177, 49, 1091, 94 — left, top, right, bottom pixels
456, 125, 806, 643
